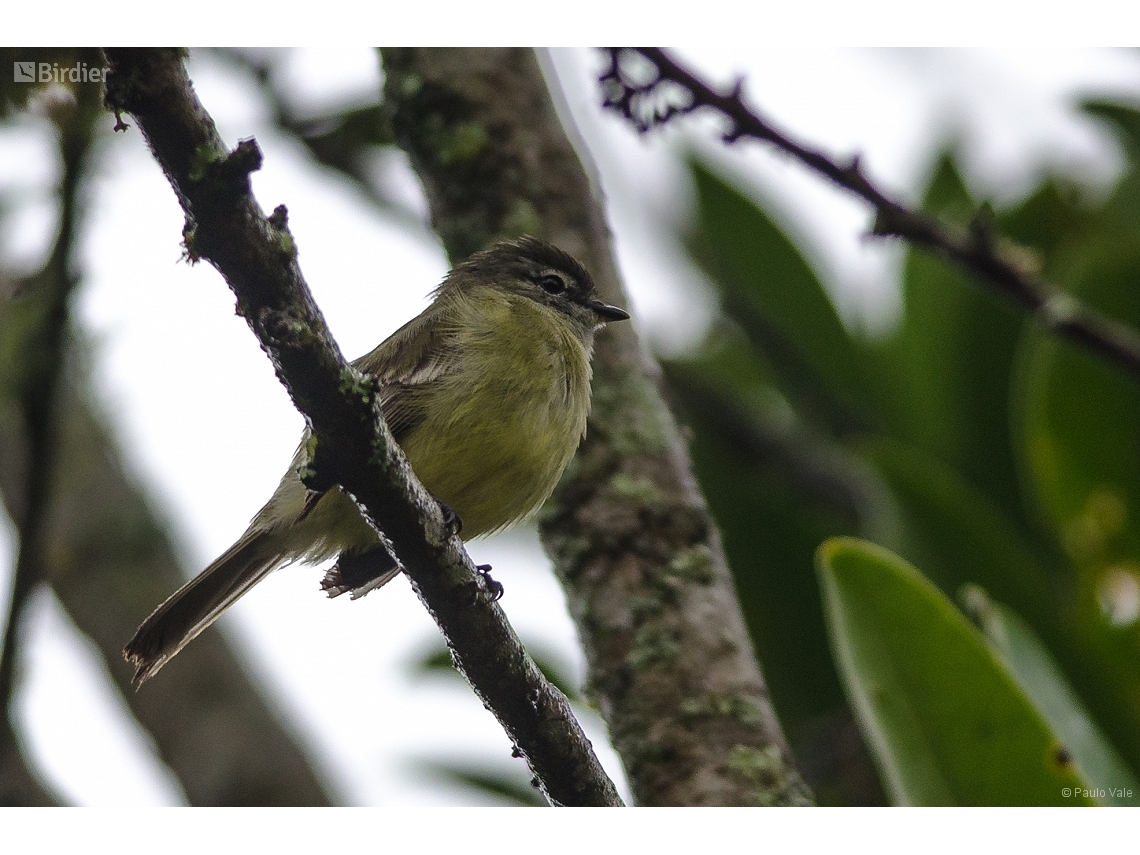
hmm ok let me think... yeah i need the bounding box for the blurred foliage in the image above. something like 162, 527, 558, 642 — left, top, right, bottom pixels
0, 48, 95, 117
0, 48, 340, 808
410, 759, 547, 807
404, 637, 589, 806
209, 49, 423, 231
406, 637, 583, 703
665, 98, 1140, 805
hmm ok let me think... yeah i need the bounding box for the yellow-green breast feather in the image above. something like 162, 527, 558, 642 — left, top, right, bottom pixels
396, 285, 592, 537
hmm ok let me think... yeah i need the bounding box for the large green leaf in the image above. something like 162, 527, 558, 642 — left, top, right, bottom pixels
1017, 267, 1140, 570
1014, 308, 1140, 773
961, 585, 1139, 805
862, 439, 1062, 642
875, 156, 1030, 529
1013, 102, 1140, 569
817, 537, 1093, 805
862, 441, 1140, 789
859, 440, 1140, 779
687, 158, 873, 434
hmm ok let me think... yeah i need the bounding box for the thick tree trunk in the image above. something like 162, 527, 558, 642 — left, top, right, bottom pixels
381, 47, 812, 806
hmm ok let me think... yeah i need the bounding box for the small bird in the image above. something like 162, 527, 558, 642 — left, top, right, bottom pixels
124, 236, 629, 686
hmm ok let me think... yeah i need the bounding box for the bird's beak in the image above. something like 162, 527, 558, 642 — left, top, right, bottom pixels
587, 300, 631, 322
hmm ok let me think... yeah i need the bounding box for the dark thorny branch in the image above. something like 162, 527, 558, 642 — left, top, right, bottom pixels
100, 48, 621, 807
600, 47, 1140, 385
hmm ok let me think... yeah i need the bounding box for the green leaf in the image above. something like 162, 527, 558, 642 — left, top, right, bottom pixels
816, 537, 1093, 805
961, 585, 1140, 805
1083, 100, 1140, 159
862, 439, 1061, 639
1078, 102, 1140, 242
686, 157, 872, 434
859, 440, 1140, 783
875, 156, 1029, 529
1017, 277, 1140, 573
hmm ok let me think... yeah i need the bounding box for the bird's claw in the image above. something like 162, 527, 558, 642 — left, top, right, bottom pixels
436, 497, 463, 537
473, 563, 504, 603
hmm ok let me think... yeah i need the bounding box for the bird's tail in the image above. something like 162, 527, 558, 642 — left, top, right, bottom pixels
124, 530, 284, 687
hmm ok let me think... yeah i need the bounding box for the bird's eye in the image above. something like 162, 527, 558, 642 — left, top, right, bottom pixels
539, 275, 566, 295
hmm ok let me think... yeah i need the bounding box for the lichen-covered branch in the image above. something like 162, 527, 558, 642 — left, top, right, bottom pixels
602, 47, 1140, 385
381, 47, 812, 805
101, 48, 620, 807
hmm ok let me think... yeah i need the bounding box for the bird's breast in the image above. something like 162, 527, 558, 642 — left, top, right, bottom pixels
399, 296, 593, 537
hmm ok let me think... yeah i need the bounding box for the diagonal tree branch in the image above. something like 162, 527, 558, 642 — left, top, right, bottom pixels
100, 47, 620, 807
0, 50, 337, 806
601, 47, 1140, 385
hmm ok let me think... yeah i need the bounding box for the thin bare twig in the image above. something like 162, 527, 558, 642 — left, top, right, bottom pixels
600, 47, 1140, 384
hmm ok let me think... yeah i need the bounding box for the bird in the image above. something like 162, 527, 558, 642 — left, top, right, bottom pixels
123, 235, 630, 686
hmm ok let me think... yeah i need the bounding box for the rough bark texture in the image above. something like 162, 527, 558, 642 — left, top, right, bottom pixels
381, 47, 812, 806
101, 47, 621, 807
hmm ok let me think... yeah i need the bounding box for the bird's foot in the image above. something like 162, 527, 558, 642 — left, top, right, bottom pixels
473, 563, 504, 603
435, 496, 463, 537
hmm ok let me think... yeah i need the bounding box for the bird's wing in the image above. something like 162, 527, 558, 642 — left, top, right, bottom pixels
351, 300, 460, 444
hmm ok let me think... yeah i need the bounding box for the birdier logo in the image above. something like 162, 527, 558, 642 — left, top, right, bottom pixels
13, 61, 107, 84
